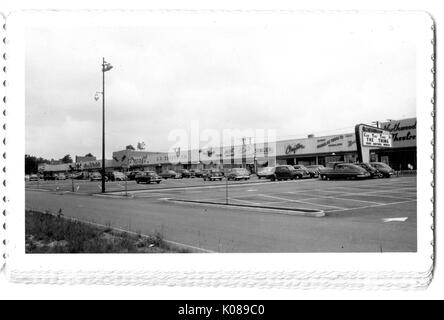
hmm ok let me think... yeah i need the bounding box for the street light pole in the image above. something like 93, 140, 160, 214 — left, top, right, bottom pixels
101, 57, 106, 193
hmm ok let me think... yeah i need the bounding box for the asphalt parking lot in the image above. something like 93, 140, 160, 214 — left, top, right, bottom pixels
25, 176, 417, 252
25, 176, 262, 194
109, 176, 416, 216
26, 176, 417, 216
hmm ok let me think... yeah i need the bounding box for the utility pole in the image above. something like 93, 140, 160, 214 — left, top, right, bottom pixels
101, 58, 106, 193
99, 58, 113, 193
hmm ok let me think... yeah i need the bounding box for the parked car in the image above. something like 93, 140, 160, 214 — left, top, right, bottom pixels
25, 174, 30, 181
305, 165, 325, 178
190, 169, 203, 178
355, 163, 383, 178
126, 171, 141, 181
70, 172, 85, 180
178, 169, 192, 178
273, 165, 304, 181
159, 170, 181, 179
370, 162, 395, 178
43, 173, 56, 181
256, 167, 275, 179
90, 172, 106, 181
55, 173, 67, 180
202, 169, 224, 181
320, 163, 370, 180
107, 171, 127, 181
292, 165, 312, 178
226, 168, 251, 181
29, 174, 39, 181
135, 171, 161, 184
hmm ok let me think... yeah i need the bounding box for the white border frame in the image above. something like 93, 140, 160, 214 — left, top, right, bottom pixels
3, 10, 434, 288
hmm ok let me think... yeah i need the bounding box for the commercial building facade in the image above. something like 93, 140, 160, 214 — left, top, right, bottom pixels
40, 117, 416, 174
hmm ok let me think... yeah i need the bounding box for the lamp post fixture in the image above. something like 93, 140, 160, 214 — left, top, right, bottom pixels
95, 58, 113, 193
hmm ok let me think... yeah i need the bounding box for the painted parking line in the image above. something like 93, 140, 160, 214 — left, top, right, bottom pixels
259, 194, 347, 210
230, 198, 265, 206
296, 195, 384, 205
382, 217, 409, 223
293, 191, 413, 202
326, 199, 417, 213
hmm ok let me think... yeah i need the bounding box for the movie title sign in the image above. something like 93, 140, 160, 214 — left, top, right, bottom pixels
361, 126, 392, 147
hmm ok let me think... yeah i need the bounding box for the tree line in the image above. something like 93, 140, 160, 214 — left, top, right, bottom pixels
25, 153, 94, 174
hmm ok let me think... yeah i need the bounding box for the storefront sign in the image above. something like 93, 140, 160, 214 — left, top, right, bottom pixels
285, 143, 305, 154
128, 156, 150, 166
381, 118, 416, 148
81, 161, 102, 169
277, 134, 356, 156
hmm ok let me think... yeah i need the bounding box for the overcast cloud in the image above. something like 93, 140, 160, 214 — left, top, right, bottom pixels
25, 15, 416, 160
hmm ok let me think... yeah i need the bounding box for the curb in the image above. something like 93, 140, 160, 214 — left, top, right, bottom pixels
164, 198, 325, 218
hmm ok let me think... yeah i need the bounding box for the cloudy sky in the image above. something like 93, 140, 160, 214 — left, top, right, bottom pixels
25, 14, 416, 160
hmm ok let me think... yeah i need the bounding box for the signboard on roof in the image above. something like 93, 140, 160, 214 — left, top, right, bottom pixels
380, 118, 416, 148
276, 133, 357, 156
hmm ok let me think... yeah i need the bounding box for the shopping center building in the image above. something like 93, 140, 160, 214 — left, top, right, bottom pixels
40, 117, 416, 174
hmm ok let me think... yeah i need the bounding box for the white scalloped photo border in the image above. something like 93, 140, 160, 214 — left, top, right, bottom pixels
1, 10, 436, 289
1, 14, 6, 271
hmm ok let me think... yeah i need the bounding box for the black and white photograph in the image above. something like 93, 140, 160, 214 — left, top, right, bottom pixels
1, 9, 436, 291
21, 13, 421, 254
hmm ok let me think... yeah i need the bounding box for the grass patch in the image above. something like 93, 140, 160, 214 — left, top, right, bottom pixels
25, 210, 190, 253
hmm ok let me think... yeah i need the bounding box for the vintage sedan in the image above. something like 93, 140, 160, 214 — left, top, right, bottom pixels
55, 173, 67, 180
178, 169, 192, 178
306, 165, 325, 178
356, 163, 383, 178
320, 163, 370, 180
190, 169, 204, 178
135, 171, 161, 184
70, 172, 84, 180
292, 165, 313, 178
89, 172, 102, 181
107, 171, 127, 181
256, 167, 275, 179
159, 170, 181, 179
273, 165, 304, 181
226, 168, 251, 181
126, 171, 141, 181
370, 162, 396, 178
202, 169, 224, 181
